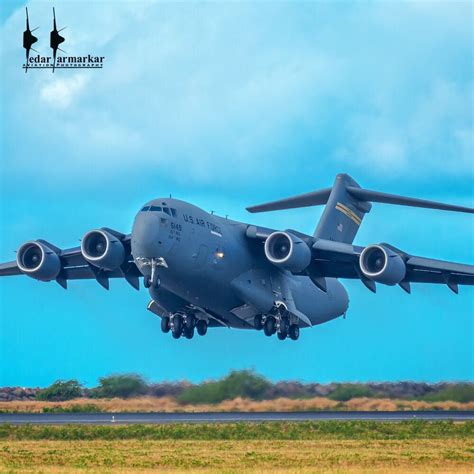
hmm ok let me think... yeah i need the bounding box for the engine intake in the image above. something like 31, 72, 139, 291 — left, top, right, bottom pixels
16, 241, 61, 281
359, 244, 406, 285
81, 229, 125, 271
264, 231, 312, 273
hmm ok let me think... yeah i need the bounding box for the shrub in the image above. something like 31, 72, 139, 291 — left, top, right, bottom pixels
90, 374, 148, 399
420, 384, 474, 403
36, 380, 83, 401
42, 404, 102, 413
327, 384, 374, 402
177, 370, 271, 404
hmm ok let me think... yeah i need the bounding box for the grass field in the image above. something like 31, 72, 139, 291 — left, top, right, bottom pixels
0, 422, 472, 472
1, 438, 472, 472
1, 396, 474, 414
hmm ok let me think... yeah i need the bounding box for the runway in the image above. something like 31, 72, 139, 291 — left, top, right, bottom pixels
1, 411, 473, 425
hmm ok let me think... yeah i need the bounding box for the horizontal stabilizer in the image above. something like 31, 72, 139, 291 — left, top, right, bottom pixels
246, 188, 332, 213
247, 180, 473, 215
346, 187, 474, 214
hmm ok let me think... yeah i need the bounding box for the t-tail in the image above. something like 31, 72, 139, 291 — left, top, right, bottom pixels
247, 173, 473, 244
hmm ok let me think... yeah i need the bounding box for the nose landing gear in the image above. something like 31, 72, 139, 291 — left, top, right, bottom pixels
140, 257, 167, 289
144, 275, 161, 289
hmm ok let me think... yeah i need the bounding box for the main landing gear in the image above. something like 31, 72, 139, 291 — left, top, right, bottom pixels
254, 305, 300, 341
162, 312, 208, 340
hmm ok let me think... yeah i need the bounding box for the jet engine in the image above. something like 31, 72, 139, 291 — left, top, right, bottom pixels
81, 229, 125, 271
359, 244, 406, 285
16, 241, 61, 281
264, 231, 312, 273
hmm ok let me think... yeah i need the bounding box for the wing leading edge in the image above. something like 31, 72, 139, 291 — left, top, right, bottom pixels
0, 234, 141, 290
245, 226, 473, 294
309, 240, 474, 294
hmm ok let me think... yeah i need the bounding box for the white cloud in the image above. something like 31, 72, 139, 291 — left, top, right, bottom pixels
40, 75, 89, 108
337, 79, 473, 175
1, 1, 472, 187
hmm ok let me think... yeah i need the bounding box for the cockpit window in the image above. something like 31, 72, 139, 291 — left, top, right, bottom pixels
142, 205, 176, 215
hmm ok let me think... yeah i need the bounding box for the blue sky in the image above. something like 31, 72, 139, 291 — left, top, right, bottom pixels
0, 1, 472, 387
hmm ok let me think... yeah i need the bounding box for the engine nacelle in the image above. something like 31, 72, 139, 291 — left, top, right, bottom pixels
359, 244, 406, 285
264, 231, 312, 273
81, 229, 125, 271
16, 241, 61, 281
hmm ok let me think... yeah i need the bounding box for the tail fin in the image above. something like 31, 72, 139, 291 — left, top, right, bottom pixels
313, 174, 369, 243
246, 173, 473, 244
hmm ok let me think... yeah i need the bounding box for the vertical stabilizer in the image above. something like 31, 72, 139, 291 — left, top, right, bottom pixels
313, 174, 371, 243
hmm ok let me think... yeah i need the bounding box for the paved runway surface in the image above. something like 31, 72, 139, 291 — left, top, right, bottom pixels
1, 411, 473, 424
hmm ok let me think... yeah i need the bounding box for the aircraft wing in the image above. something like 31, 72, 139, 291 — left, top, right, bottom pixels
0, 234, 141, 290
245, 226, 473, 293
0, 261, 22, 276
309, 240, 474, 293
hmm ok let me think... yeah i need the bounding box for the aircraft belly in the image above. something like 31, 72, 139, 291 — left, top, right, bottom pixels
157, 263, 253, 328
153, 214, 259, 326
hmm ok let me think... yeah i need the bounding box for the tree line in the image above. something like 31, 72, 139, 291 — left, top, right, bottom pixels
32, 370, 474, 404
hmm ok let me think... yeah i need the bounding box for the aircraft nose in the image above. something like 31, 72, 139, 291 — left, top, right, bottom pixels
131, 211, 160, 260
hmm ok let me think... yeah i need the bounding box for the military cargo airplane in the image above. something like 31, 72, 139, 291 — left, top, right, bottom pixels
1, 174, 473, 341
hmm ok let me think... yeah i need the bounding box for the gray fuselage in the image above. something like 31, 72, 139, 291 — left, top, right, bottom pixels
131, 198, 349, 329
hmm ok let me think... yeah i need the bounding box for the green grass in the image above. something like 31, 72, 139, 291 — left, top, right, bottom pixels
41, 404, 103, 414
0, 421, 472, 441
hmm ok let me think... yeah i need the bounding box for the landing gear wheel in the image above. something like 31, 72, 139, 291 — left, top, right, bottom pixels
161, 316, 170, 333
172, 314, 183, 339
196, 319, 208, 336
144, 276, 151, 288
277, 331, 287, 340
254, 314, 263, 330
183, 326, 194, 339
185, 313, 195, 330
288, 324, 300, 341
263, 316, 276, 336
279, 318, 289, 334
